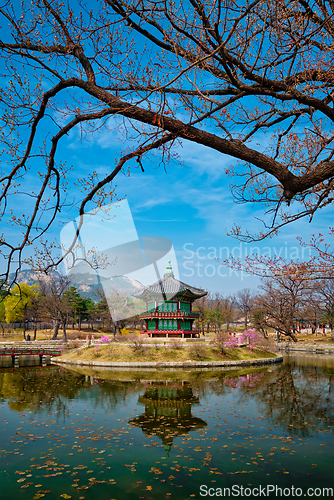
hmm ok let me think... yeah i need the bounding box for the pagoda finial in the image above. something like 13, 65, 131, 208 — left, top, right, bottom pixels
164, 260, 174, 277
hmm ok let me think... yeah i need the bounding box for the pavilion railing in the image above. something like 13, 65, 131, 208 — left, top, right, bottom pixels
140, 311, 200, 319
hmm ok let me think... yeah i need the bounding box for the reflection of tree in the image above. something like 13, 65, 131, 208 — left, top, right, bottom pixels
2, 360, 334, 441
0, 366, 88, 414
238, 361, 334, 437
0, 367, 146, 416
128, 383, 207, 456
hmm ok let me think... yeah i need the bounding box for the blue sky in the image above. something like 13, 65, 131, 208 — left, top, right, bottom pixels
2, 107, 333, 295
1, 12, 332, 297
41, 122, 334, 297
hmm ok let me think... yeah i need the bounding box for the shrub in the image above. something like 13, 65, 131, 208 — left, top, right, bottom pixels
131, 335, 145, 353
152, 339, 160, 350
120, 327, 130, 336
213, 331, 229, 355
189, 343, 205, 360
225, 329, 274, 353
121, 333, 136, 342
170, 340, 182, 350
100, 335, 110, 343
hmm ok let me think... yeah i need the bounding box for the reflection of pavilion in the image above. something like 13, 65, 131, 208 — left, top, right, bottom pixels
129, 382, 207, 456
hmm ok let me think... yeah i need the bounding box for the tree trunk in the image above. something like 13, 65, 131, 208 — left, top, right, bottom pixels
78, 317, 81, 332
62, 318, 67, 341
52, 319, 60, 339
23, 319, 26, 340
290, 332, 298, 342
33, 323, 37, 341
1, 324, 4, 336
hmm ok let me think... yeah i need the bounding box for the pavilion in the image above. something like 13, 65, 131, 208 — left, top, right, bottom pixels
134, 260, 207, 338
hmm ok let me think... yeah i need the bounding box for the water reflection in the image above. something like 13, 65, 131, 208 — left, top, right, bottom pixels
1, 354, 334, 499
129, 383, 207, 455
1, 354, 334, 438
245, 356, 334, 436
0, 355, 51, 368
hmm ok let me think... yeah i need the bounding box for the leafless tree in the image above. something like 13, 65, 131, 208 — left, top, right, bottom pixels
39, 275, 71, 340
256, 272, 316, 341
251, 295, 269, 339
212, 293, 235, 332
193, 294, 210, 335
3, 1, 334, 282
235, 288, 254, 328
312, 279, 334, 341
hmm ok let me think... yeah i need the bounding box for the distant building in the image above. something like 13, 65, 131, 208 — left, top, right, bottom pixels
134, 260, 207, 338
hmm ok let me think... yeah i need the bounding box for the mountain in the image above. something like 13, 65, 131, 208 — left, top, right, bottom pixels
8, 269, 60, 286
7, 269, 144, 302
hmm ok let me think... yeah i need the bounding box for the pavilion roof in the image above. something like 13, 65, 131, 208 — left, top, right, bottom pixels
133, 261, 207, 300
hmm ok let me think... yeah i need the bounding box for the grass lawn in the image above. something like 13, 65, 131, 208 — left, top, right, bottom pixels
60, 343, 278, 363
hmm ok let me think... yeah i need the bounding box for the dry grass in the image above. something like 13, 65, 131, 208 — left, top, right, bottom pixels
0, 329, 112, 342
60, 343, 277, 363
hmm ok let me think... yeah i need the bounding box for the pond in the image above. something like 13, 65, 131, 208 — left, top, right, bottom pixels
0, 354, 334, 499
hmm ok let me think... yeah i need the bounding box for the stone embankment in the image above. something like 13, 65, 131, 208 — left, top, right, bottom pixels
277, 342, 334, 355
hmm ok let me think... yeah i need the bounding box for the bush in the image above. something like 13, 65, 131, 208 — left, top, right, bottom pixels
100, 335, 110, 343
224, 329, 276, 353
131, 335, 146, 354
189, 343, 205, 360
152, 339, 160, 350
170, 340, 182, 350
120, 333, 136, 342
252, 334, 277, 353
213, 331, 229, 355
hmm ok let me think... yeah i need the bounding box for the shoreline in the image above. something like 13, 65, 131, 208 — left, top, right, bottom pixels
278, 346, 334, 354
53, 354, 283, 369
